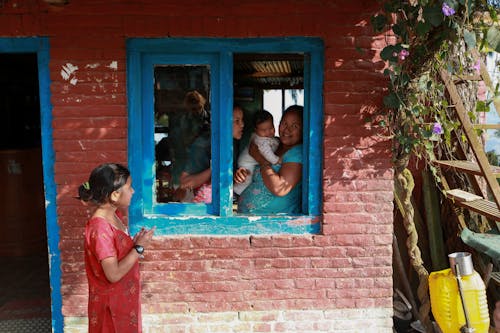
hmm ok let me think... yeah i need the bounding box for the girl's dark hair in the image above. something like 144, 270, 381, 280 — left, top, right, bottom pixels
254, 110, 274, 128
78, 163, 130, 205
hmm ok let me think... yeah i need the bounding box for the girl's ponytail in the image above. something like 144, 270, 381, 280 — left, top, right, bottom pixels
77, 163, 130, 205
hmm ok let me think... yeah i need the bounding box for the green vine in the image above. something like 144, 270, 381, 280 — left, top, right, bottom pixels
371, 0, 500, 165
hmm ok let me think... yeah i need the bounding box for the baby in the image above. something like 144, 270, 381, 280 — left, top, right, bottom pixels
234, 110, 280, 195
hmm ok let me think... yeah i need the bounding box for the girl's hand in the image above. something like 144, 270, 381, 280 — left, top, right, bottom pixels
234, 167, 249, 184
133, 226, 156, 247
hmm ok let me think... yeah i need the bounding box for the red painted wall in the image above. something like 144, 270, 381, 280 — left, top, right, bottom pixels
1, 0, 393, 324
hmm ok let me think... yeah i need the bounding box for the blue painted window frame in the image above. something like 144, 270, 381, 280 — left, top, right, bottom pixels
127, 38, 323, 235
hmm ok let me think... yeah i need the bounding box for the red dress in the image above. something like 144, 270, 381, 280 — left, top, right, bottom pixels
84, 212, 141, 333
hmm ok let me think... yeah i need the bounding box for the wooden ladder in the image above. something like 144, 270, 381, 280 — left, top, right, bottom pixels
436, 68, 500, 223
433, 53, 500, 286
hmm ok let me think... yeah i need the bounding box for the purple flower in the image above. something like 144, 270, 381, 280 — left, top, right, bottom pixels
432, 122, 443, 135
442, 3, 455, 16
398, 49, 410, 61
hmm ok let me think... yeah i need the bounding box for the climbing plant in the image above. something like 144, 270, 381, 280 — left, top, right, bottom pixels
371, 1, 500, 332
372, 0, 500, 165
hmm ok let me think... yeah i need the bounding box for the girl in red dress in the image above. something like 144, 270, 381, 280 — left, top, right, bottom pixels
78, 163, 155, 333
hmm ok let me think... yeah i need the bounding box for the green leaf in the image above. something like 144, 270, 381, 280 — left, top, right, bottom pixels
400, 73, 410, 86
416, 21, 431, 36
423, 5, 444, 27
463, 29, 476, 49
476, 101, 489, 113
418, 75, 429, 91
380, 45, 398, 62
383, 0, 400, 13
490, 7, 498, 22
392, 23, 403, 36
465, 0, 474, 15
371, 14, 387, 33
486, 27, 500, 53
383, 92, 401, 109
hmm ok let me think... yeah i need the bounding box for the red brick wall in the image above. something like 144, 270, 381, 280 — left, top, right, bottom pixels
1, 0, 393, 326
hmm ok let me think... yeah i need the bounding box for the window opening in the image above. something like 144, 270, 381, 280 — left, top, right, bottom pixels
154, 65, 211, 203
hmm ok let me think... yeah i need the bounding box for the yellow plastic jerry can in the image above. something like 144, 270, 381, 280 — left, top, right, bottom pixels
429, 267, 490, 333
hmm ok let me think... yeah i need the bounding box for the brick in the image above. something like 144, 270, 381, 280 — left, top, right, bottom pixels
278, 247, 323, 258
0, 16, 22, 35
52, 105, 126, 117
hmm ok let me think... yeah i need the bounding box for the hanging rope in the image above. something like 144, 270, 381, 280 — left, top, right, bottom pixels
396, 166, 433, 333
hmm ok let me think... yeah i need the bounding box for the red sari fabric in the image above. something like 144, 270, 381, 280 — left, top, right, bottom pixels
84, 213, 141, 333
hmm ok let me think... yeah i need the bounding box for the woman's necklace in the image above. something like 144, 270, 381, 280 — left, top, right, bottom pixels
94, 208, 128, 235
111, 213, 128, 235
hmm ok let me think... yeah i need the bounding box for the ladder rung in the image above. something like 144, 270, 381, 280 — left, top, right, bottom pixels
445, 192, 500, 221
473, 124, 500, 130
434, 160, 500, 177
453, 74, 482, 82
446, 189, 483, 202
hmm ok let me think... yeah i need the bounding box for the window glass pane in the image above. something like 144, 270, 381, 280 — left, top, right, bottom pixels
284, 89, 304, 110
263, 89, 304, 137
263, 89, 282, 136
154, 65, 211, 203
234, 54, 306, 215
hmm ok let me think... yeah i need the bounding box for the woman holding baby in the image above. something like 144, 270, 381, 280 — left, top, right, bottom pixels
236, 105, 303, 214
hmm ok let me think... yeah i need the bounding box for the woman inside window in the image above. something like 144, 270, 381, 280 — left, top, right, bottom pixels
179, 105, 245, 203
237, 105, 303, 214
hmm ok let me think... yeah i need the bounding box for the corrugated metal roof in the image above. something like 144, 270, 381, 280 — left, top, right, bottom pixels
234, 54, 304, 89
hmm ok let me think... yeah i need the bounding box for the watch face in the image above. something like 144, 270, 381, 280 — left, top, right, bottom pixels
135, 245, 144, 254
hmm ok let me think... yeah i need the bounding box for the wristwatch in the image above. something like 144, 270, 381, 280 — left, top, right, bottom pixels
134, 244, 144, 255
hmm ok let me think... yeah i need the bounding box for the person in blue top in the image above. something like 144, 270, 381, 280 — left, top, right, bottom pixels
179, 105, 246, 203
237, 105, 303, 214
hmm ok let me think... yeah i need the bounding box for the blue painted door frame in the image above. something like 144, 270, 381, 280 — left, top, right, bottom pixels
0, 37, 63, 333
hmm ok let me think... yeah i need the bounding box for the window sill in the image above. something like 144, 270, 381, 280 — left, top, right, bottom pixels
132, 215, 321, 235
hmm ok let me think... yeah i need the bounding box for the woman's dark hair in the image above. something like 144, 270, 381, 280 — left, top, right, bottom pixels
254, 110, 274, 128
283, 105, 303, 123
78, 163, 130, 205
183, 90, 206, 114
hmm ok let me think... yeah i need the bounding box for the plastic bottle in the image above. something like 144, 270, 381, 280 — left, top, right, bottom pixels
429, 252, 490, 333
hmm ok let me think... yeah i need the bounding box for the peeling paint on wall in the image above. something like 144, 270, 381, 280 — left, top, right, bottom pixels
107, 61, 118, 70
60, 63, 78, 85
85, 63, 100, 69
77, 140, 86, 151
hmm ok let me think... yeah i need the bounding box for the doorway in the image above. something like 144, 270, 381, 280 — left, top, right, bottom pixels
0, 53, 51, 331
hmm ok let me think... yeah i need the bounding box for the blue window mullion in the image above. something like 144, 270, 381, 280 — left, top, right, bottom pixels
307, 50, 324, 216
127, 49, 144, 220
210, 53, 221, 215
218, 52, 234, 217
141, 55, 155, 213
